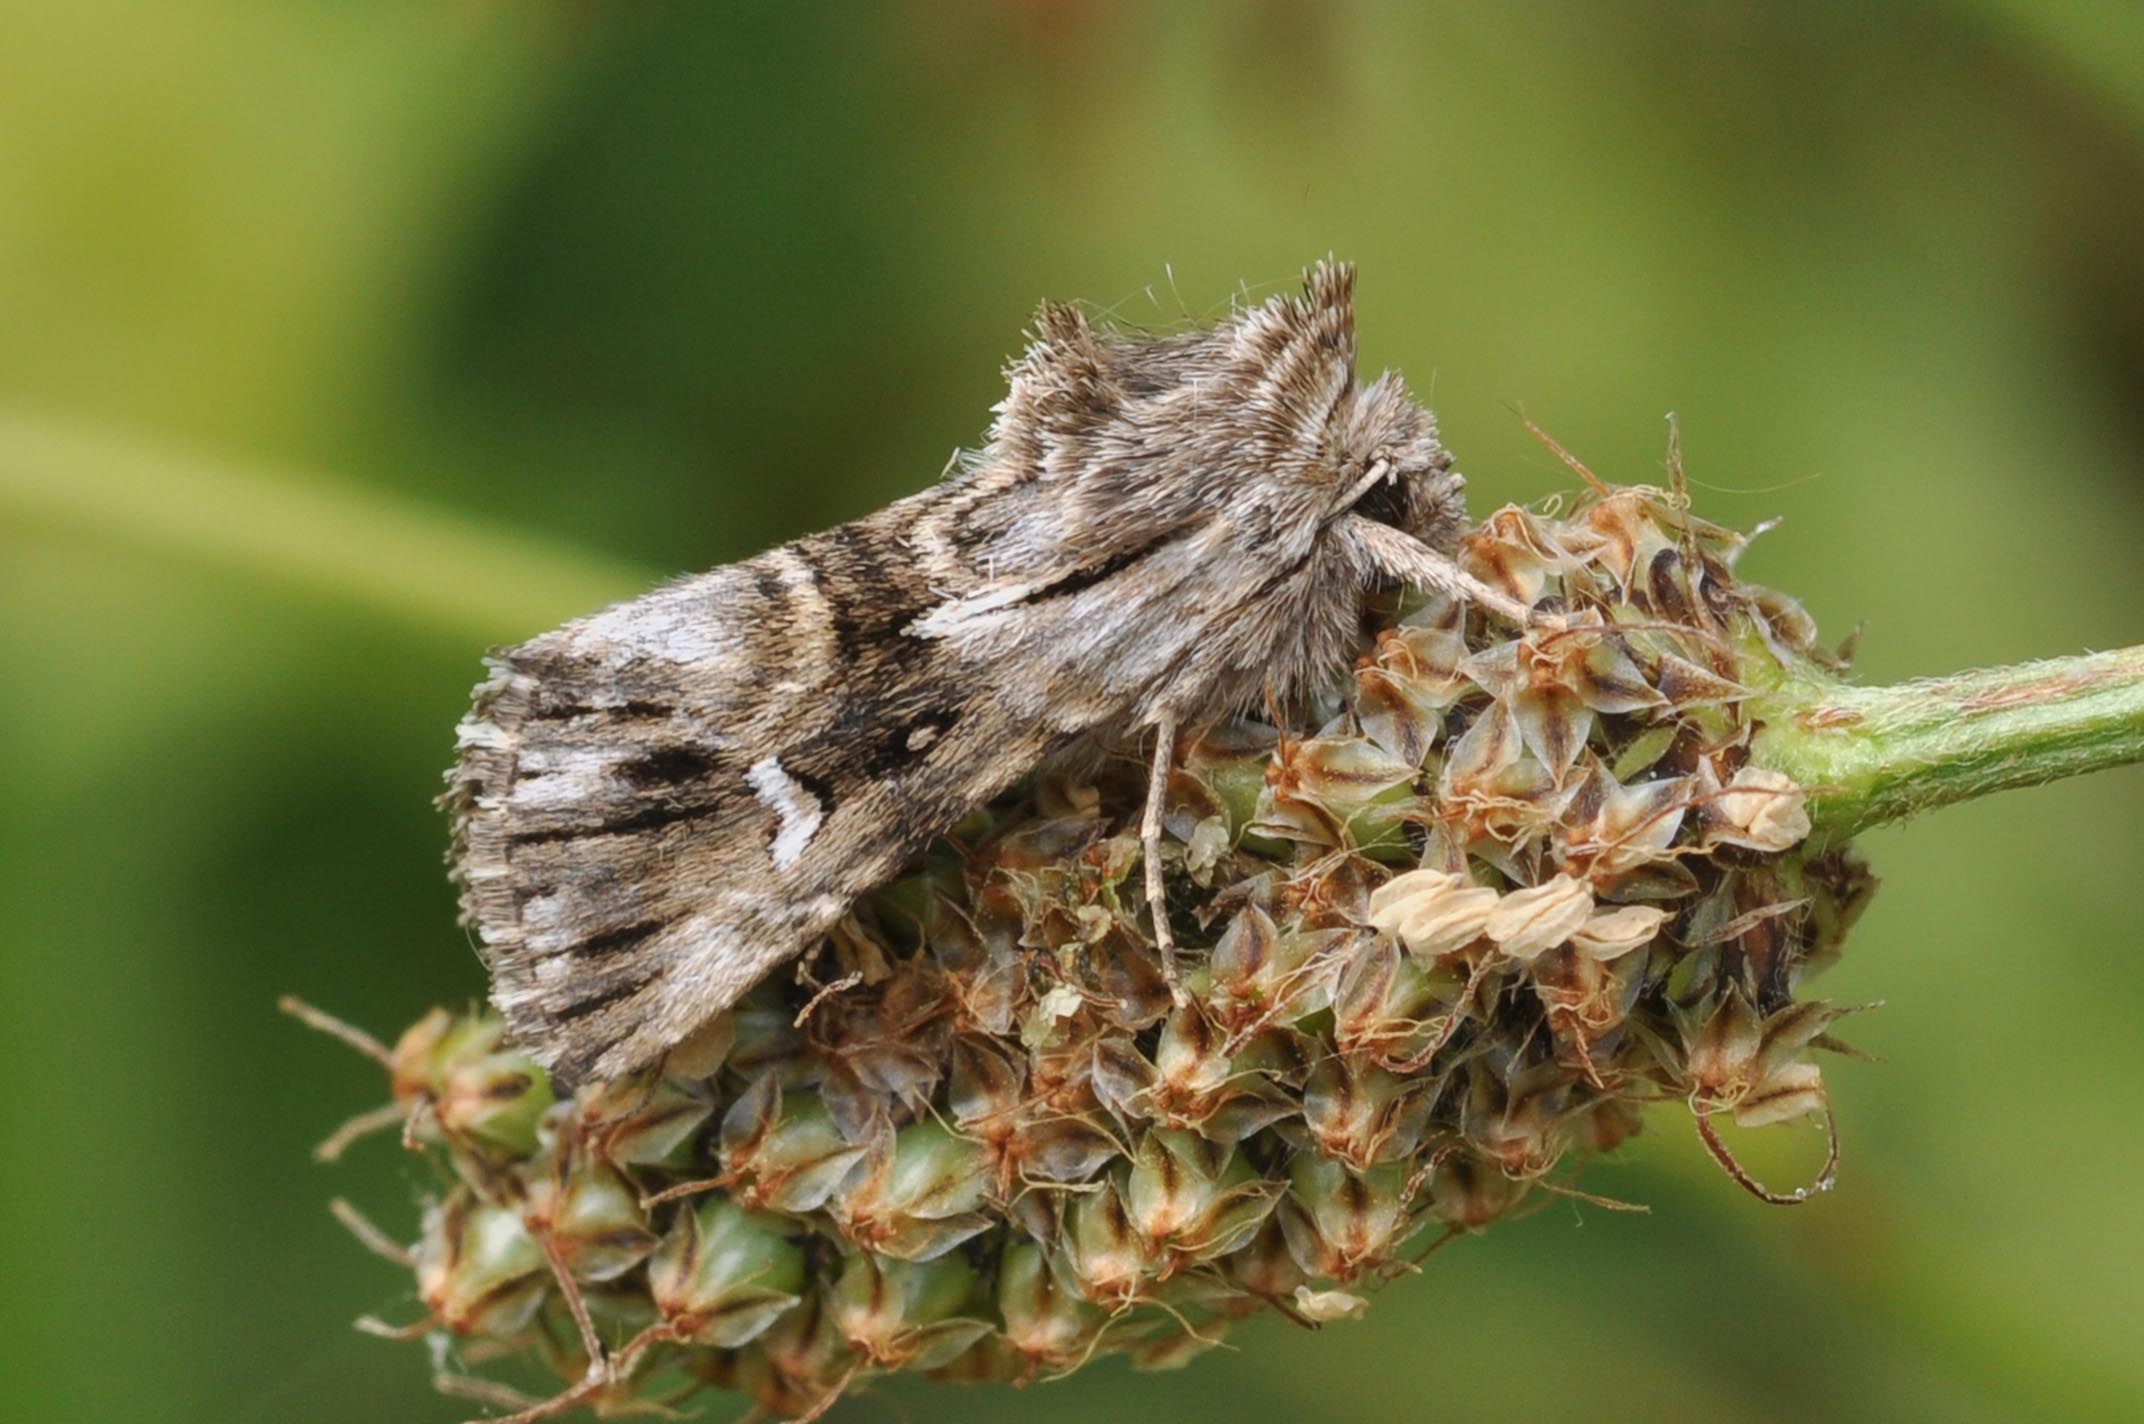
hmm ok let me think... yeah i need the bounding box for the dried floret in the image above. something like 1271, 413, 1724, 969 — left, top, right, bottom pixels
1483, 874, 1595, 961
300, 474, 1882, 1421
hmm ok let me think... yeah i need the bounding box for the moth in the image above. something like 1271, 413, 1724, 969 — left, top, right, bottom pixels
447, 260, 1530, 1083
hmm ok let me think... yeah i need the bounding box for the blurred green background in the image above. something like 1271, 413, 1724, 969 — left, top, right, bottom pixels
5, 3, 2142, 1421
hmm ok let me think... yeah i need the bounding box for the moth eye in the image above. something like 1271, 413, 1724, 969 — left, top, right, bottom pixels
1350, 459, 1414, 529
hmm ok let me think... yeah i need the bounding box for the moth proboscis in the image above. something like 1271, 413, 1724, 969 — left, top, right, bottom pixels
445, 260, 1531, 1084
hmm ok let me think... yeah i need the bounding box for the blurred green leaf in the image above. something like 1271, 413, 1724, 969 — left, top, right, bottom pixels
0, 409, 654, 641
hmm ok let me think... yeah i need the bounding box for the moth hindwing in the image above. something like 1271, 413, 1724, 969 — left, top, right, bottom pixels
446, 259, 1507, 1082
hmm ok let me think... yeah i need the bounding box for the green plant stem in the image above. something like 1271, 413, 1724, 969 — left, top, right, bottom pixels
1752, 645, 2144, 842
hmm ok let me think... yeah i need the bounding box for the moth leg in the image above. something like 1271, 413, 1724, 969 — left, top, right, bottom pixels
1142, 713, 1189, 1006
1343, 515, 1539, 626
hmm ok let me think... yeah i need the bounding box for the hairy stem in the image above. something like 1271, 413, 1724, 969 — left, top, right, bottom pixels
1752, 645, 2144, 842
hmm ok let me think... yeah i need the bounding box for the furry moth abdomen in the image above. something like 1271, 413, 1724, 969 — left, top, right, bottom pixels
446, 261, 1528, 1083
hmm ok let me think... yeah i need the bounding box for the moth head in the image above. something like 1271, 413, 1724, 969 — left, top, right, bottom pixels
1326, 370, 1469, 553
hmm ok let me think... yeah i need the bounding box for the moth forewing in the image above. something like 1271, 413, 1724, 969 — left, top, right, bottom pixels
446, 259, 1508, 1082
447, 511, 1068, 1084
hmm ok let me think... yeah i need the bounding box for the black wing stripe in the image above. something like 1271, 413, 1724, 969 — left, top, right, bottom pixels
506, 802, 712, 845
